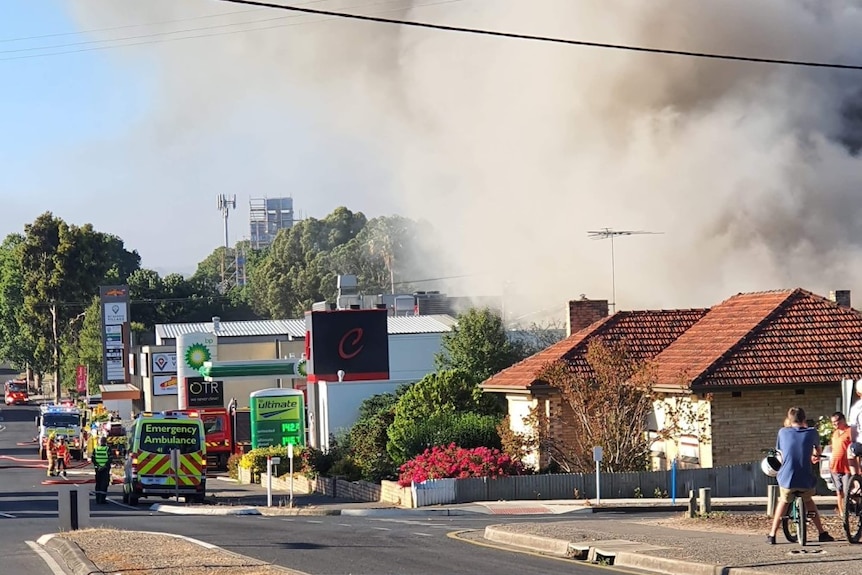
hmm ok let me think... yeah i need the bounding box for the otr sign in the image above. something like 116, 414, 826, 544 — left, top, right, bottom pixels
185, 377, 223, 407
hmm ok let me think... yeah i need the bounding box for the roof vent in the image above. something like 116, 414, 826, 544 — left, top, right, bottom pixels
212, 316, 221, 332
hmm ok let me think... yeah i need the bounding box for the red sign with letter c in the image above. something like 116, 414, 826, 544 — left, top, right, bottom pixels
338, 328, 364, 360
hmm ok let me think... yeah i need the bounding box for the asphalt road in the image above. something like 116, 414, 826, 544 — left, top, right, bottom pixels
1, 404, 622, 575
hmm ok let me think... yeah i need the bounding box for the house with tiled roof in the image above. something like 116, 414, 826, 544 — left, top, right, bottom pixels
481, 289, 862, 469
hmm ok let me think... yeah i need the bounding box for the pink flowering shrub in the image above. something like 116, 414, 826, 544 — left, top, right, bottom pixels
397, 443, 525, 486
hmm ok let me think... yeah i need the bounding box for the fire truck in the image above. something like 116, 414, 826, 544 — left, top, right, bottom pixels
36, 404, 85, 460
4, 380, 29, 405
164, 406, 251, 470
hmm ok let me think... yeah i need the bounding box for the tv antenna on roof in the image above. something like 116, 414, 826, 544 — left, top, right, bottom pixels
587, 228, 664, 313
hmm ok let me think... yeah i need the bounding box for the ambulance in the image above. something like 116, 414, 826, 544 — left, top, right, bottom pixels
122, 411, 207, 506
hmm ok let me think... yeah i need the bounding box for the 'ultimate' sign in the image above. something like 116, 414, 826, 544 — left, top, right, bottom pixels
249, 389, 305, 449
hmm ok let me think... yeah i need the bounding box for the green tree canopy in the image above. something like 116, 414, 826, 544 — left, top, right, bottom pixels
386, 369, 503, 463
0, 234, 36, 371
435, 308, 528, 383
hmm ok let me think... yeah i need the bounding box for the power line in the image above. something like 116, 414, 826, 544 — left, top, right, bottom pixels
0, 0, 463, 62
0, 8, 263, 44
216, 0, 862, 71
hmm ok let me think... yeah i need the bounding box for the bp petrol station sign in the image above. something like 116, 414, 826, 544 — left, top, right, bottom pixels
249, 389, 305, 448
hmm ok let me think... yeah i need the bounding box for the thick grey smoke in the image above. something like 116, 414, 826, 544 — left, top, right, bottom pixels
64, 0, 862, 319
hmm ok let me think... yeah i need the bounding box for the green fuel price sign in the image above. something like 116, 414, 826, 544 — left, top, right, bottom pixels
249, 389, 306, 449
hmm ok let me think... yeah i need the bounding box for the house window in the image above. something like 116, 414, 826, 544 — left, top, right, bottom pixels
732, 391, 742, 398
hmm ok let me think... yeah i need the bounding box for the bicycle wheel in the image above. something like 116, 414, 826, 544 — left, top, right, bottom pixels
796, 496, 807, 546
782, 500, 799, 543
844, 475, 862, 544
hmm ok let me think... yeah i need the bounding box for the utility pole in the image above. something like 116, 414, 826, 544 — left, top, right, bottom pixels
217, 194, 237, 291
587, 228, 663, 313
50, 301, 60, 403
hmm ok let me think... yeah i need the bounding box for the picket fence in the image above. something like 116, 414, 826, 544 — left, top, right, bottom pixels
411, 461, 830, 507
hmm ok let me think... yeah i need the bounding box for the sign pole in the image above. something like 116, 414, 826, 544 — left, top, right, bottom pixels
266, 456, 272, 508
288, 443, 294, 508
593, 446, 603, 506
170, 448, 180, 503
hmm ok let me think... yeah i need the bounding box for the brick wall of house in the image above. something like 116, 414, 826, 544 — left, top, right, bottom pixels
566, 297, 609, 336
709, 387, 840, 466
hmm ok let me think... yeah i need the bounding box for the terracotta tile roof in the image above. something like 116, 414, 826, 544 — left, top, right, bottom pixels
481, 309, 708, 390
653, 290, 796, 389
680, 289, 862, 388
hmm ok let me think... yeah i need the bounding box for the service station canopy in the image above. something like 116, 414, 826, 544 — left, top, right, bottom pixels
198, 359, 307, 381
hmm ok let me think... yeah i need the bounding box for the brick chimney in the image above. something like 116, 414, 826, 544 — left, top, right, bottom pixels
829, 290, 851, 308
566, 295, 610, 336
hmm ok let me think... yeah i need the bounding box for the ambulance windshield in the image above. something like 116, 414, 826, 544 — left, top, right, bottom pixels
43, 413, 80, 428
139, 421, 201, 454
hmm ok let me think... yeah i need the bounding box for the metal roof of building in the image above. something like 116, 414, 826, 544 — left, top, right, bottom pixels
155, 314, 457, 343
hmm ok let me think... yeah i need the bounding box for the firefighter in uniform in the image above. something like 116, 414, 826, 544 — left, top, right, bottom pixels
46, 432, 57, 477
92, 437, 111, 504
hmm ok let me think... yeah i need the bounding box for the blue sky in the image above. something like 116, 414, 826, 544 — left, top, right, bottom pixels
0, 1, 391, 277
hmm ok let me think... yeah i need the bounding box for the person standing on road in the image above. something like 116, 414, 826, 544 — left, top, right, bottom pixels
45, 432, 57, 477
767, 406, 835, 544
92, 436, 111, 504
829, 412, 852, 516
55, 437, 69, 478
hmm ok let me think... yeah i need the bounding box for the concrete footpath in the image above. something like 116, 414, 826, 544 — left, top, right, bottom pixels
35, 476, 861, 575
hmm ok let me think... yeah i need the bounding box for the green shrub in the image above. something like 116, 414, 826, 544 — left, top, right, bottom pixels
349, 412, 398, 482
391, 411, 502, 464
239, 445, 302, 477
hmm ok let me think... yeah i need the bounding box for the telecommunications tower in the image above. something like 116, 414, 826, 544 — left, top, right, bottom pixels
217, 194, 237, 291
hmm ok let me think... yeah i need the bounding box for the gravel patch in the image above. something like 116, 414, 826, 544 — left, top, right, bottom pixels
57, 529, 290, 575
489, 513, 862, 575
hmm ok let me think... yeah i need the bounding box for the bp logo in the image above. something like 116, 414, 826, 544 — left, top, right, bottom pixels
184, 343, 212, 370
297, 359, 307, 377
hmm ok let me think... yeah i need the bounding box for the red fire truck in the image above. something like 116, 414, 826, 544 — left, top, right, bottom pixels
164, 406, 251, 470
4, 380, 29, 405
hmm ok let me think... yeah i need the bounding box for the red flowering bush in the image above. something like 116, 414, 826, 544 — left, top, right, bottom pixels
397, 443, 524, 486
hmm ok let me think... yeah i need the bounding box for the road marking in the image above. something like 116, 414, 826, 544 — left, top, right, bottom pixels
372, 527, 390, 531
105, 497, 139, 511
0, 512, 15, 518
412, 532, 434, 537
305, 520, 323, 524
338, 523, 351, 527
25, 540, 67, 575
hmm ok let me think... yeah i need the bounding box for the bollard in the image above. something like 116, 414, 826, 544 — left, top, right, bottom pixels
698, 487, 711, 515
57, 486, 90, 531
766, 485, 778, 518
687, 490, 697, 518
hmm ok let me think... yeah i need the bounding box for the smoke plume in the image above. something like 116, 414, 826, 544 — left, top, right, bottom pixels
63, 0, 862, 320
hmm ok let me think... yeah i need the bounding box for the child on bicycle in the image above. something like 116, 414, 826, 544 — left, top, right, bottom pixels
767, 407, 835, 544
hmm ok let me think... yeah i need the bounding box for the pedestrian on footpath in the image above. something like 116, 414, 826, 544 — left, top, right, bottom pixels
830, 412, 852, 516
92, 436, 111, 504
767, 406, 835, 544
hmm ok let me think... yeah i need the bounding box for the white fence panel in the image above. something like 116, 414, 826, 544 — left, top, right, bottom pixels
412, 478, 456, 507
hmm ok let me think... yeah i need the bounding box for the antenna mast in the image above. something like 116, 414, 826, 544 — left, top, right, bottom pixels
587, 228, 663, 313
217, 194, 237, 290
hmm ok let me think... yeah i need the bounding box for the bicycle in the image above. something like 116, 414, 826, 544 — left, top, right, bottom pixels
843, 473, 862, 543
781, 489, 811, 545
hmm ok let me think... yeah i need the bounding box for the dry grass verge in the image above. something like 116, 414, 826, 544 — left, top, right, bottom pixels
58, 528, 293, 575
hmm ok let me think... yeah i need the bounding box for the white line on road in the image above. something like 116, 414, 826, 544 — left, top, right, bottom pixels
0, 512, 15, 518
373, 527, 390, 531
25, 540, 67, 575
281, 518, 295, 522
306, 520, 323, 524
338, 523, 351, 527
412, 532, 434, 537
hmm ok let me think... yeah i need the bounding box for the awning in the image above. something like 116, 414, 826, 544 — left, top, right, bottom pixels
98, 384, 142, 401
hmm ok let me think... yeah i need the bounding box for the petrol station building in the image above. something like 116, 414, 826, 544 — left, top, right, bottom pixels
130, 313, 456, 450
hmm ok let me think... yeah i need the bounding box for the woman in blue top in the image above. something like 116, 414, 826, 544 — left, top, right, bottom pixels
767, 407, 834, 544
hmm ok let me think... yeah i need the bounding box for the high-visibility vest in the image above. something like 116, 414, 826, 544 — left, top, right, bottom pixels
93, 445, 110, 467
